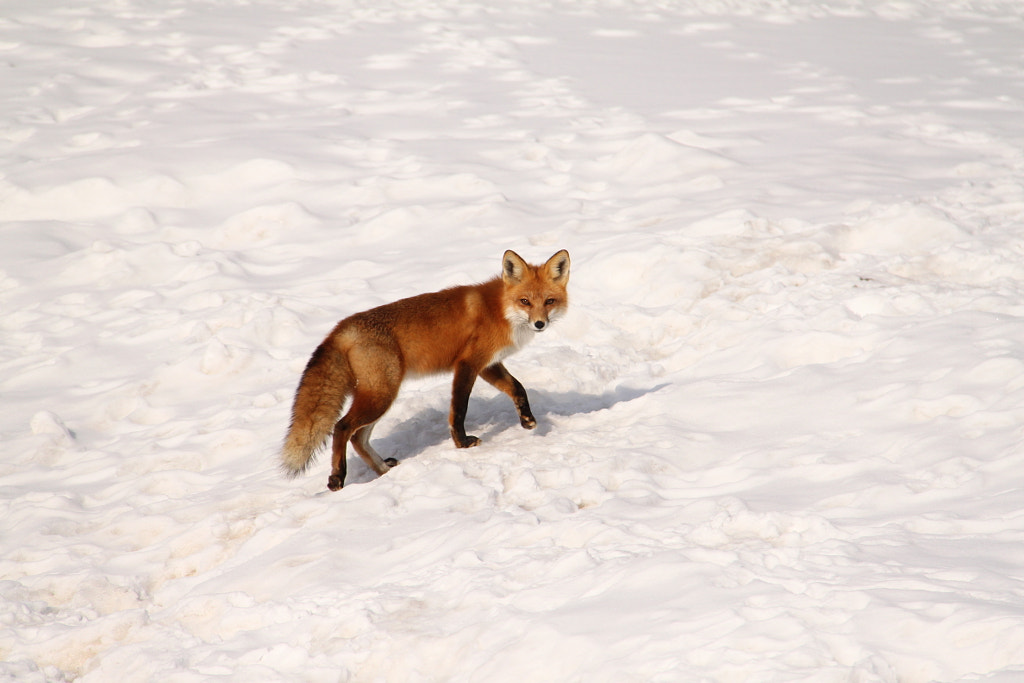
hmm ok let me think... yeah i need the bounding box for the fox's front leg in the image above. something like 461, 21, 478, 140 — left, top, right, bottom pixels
450, 362, 482, 448
480, 363, 536, 429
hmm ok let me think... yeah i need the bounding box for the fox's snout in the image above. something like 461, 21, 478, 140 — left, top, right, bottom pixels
526, 309, 555, 331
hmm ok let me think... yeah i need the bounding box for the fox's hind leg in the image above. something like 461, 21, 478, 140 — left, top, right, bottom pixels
351, 421, 398, 476
480, 362, 537, 430
329, 392, 395, 491
328, 352, 401, 490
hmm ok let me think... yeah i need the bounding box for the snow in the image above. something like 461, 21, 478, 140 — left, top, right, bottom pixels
3, 0, 1024, 680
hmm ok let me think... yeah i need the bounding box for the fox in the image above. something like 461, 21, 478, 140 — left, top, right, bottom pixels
281, 249, 570, 491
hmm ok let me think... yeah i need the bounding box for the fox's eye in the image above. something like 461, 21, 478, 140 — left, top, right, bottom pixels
544, 298, 556, 306
519, 298, 531, 306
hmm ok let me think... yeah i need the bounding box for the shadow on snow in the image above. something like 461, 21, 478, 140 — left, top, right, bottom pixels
339, 382, 669, 484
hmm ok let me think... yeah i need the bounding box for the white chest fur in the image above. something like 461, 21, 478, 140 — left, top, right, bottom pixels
488, 321, 534, 367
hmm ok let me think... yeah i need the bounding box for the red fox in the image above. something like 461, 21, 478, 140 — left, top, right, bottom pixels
281, 249, 570, 490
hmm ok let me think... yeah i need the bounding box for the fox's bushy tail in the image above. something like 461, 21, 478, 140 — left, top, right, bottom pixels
281, 341, 351, 477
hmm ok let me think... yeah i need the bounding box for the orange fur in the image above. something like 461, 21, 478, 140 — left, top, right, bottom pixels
281, 249, 570, 490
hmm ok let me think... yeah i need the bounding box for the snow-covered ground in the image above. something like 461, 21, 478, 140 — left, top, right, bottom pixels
4, 0, 1024, 680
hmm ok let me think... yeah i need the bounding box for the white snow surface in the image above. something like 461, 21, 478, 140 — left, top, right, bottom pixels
4, 0, 1024, 681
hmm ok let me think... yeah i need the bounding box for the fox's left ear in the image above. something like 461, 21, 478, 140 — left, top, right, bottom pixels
544, 249, 570, 284
503, 250, 529, 284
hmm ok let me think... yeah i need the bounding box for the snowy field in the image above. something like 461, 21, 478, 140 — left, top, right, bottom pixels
4, 0, 1024, 680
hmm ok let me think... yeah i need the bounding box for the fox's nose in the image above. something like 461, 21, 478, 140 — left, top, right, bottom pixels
533, 320, 546, 330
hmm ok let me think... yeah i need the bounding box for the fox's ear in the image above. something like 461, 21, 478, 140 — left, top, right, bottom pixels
502, 250, 528, 284
544, 249, 570, 284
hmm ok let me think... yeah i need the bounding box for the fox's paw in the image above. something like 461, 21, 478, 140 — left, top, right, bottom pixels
455, 435, 481, 448
327, 475, 344, 491
384, 458, 398, 467
520, 415, 537, 430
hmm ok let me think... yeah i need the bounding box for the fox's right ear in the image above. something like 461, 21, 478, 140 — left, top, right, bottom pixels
544, 249, 570, 284
502, 250, 528, 284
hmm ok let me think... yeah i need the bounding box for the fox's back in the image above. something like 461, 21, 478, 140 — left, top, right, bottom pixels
338, 278, 513, 375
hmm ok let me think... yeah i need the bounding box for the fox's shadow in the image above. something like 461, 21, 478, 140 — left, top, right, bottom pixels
340, 382, 668, 485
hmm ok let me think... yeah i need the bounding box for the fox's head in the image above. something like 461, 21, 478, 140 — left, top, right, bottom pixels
502, 249, 570, 333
